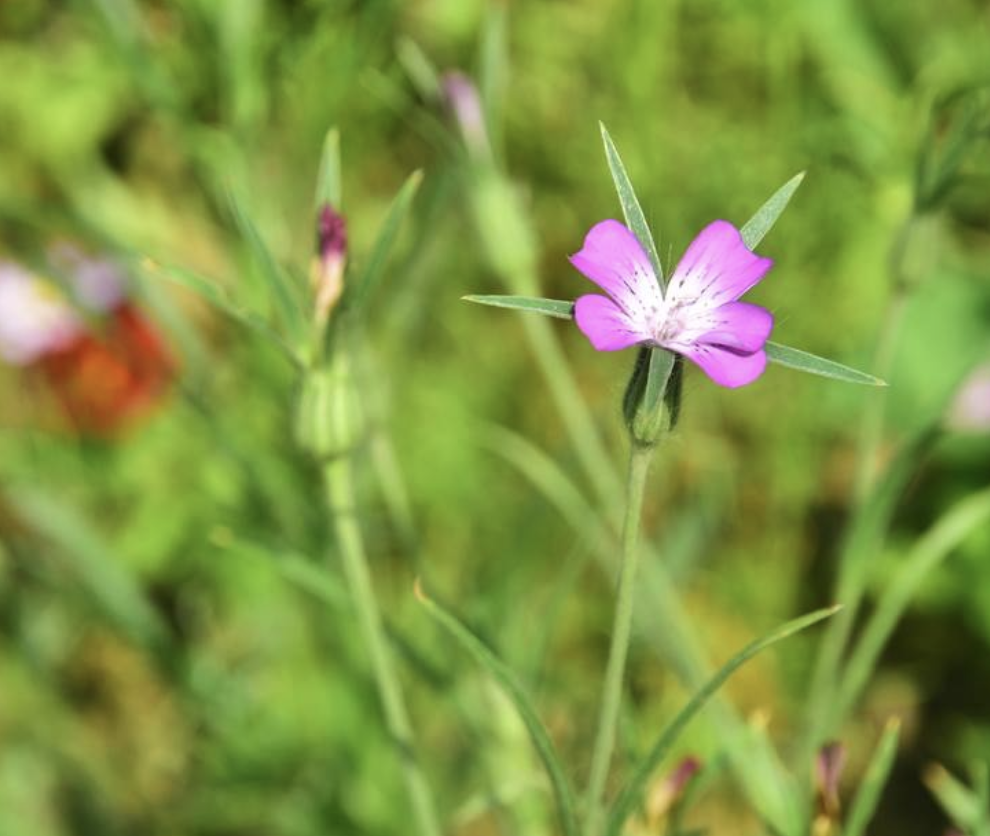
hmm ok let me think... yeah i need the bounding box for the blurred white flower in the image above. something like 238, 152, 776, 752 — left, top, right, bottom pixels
0, 263, 82, 366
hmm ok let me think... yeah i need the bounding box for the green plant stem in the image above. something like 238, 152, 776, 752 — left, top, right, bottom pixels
805, 213, 919, 756
585, 445, 653, 836
852, 213, 917, 502
323, 458, 441, 836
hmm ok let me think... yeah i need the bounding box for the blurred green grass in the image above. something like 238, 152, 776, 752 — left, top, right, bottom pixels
1, 1, 989, 834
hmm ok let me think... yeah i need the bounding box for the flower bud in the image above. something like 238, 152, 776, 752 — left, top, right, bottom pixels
312, 203, 348, 325
295, 350, 363, 458
815, 741, 846, 818
441, 71, 491, 160
645, 756, 701, 823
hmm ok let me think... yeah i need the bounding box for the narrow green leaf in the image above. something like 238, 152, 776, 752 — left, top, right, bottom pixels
479, 2, 508, 158
227, 189, 308, 339
837, 487, 990, 720
925, 763, 985, 832
740, 172, 806, 250
844, 720, 901, 836
463, 294, 574, 320
606, 605, 840, 836
396, 37, 443, 102
352, 170, 423, 310
973, 762, 990, 836
416, 583, 581, 836
144, 259, 301, 366
765, 341, 886, 386
316, 127, 342, 210
8, 489, 167, 650
599, 122, 664, 287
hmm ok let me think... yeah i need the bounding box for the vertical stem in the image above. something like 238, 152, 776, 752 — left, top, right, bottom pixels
585, 445, 654, 836
323, 457, 442, 836
803, 214, 919, 760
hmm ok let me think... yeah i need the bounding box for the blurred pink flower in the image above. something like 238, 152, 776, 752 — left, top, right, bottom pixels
441, 71, 490, 158
570, 219, 774, 388
946, 362, 990, 432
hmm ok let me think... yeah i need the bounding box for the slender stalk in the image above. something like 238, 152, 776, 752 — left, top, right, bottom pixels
585, 445, 653, 836
323, 457, 441, 836
803, 213, 920, 761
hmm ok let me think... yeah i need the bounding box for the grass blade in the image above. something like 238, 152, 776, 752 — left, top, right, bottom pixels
416, 582, 581, 836
599, 122, 664, 287
765, 341, 886, 386
352, 170, 423, 311
227, 189, 308, 340
844, 720, 901, 836
606, 605, 840, 836
837, 487, 990, 720
740, 172, 805, 249
463, 294, 574, 319
316, 127, 342, 210
925, 763, 990, 836
8, 489, 166, 650
143, 259, 301, 366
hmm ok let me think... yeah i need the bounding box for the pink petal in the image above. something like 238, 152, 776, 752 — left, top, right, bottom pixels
668, 220, 773, 310
696, 301, 773, 354
569, 220, 661, 315
683, 344, 767, 388
574, 294, 647, 351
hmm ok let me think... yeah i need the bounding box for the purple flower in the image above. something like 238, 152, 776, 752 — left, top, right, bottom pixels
49, 243, 127, 313
570, 219, 774, 388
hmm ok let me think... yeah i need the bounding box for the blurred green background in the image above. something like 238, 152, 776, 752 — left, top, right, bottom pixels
1, 1, 989, 834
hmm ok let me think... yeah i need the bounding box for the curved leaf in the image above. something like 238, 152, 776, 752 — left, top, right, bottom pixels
606, 605, 840, 836
416, 582, 581, 836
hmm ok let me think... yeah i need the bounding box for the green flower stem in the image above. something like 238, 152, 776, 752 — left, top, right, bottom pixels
323, 457, 441, 836
585, 444, 654, 836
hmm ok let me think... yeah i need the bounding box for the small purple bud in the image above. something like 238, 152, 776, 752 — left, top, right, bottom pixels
313, 203, 348, 324
815, 741, 846, 817
318, 203, 348, 263
646, 756, 701, 821
441, 71, 491, 159
946, 362, 990, 433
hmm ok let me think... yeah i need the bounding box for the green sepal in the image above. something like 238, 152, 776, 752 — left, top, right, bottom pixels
463, 294, 574, 319
740, 172, 806, 249
600, 122, 665, 288
765, 342, 887, 386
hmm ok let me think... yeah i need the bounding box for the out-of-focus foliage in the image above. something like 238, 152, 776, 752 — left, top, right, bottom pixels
1, 2, 989, 835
